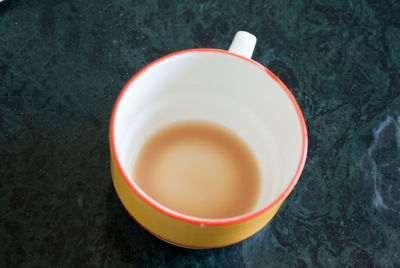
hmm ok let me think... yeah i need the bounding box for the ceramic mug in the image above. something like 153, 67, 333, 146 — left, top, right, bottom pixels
110, 31, 308, 248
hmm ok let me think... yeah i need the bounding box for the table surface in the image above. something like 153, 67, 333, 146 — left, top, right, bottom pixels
1, 0, 399, 267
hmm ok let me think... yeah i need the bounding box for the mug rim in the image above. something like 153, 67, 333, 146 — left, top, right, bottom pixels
109, 48, 308, 226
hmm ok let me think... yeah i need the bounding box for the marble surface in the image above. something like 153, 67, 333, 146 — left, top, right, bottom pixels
1, 0, 399, 266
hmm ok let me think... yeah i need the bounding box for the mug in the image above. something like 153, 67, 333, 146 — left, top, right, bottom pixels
109, 31, 308, 248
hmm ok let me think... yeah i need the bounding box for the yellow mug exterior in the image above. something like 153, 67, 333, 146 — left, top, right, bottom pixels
110, 149, 283, 248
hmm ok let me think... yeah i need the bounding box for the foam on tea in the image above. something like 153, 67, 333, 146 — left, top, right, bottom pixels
132, 121, 260, 219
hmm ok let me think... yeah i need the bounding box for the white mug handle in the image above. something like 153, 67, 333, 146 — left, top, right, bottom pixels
228, 31, 257, 59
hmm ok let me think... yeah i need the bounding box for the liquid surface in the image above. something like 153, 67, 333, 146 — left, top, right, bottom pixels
133, 121, 260, 219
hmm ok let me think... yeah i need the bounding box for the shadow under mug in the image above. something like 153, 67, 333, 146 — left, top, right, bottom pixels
110, 31, 308, 249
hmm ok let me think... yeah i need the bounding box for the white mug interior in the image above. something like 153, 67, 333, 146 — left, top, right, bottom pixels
112, 50, 305, 220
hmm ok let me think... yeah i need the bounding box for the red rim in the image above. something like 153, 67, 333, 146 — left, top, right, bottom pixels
109, 48, 308, 226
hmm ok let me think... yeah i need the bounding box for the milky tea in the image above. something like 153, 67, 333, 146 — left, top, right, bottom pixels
132, 121, 260, 219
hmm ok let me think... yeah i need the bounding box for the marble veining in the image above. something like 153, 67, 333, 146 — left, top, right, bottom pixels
362, 115, 399, 211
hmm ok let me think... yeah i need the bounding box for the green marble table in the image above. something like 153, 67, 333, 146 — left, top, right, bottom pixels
1, 0, 399, 267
